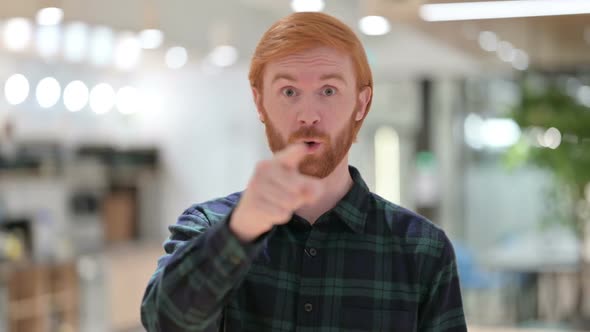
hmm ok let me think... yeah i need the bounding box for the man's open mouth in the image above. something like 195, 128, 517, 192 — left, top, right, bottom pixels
301, 140, 322, 152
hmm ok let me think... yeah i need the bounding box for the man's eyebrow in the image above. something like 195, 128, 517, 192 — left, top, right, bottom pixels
271, 73, 296, 85
270, 73, 348, 85
319, 73, 347, 85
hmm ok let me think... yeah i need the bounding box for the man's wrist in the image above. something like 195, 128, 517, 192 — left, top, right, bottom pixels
229, 213, 270, 243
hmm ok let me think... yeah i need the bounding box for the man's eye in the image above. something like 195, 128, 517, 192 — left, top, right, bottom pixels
322, 87, 336, 96
282, 88, 296, 97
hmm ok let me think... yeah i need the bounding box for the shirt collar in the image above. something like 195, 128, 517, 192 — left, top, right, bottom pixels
331, 166, 370, 234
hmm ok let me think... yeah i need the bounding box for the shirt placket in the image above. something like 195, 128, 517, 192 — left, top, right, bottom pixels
296, 226, 324, 331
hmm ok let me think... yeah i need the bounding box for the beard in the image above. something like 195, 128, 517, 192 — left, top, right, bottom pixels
262, 106, 357, 179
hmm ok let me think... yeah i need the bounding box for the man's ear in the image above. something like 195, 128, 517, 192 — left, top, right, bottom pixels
355, 86, 372, 121
252, 87, 265, 123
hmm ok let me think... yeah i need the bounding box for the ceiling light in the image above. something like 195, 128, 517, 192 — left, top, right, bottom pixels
63, 80, 89, 112
4, 74, 30, 105
89, 83, 115, 114
359, 16, 391, 36
64, 22, 89, 62
512, 49, 529, 70
478, 31, 498, 52
3, 18, 33, 51
36, 7, 64, 26
481, 118, 521, 148
36, 25, 61, 57
290, 0, 325, 12
421, 0, 590, 22
114, 32, 142, 70
464, 114, 521, 149
165, 46, 188, 69
89, 26, 114, 66
209, 45, 238, 67
36, 77, 61, 108
139, 29, 164, 49
497, 41, 515, 62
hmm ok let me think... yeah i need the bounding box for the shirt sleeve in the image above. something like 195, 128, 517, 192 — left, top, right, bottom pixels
418, 232, 468, 332
140, 206, 269, 332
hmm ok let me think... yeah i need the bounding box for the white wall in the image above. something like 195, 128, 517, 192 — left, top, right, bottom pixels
0, 59, 267, 241
153, 66, 267, 237
1, 55, 468, 244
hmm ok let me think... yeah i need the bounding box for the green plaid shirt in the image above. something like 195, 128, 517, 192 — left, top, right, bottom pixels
141, 166, 466, 332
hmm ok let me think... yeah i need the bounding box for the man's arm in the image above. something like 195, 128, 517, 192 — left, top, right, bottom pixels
140, 207, 267, 332
140, 144, 323, 331
418, 233, 467, 332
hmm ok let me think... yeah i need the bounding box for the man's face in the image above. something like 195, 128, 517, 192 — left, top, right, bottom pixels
253, 46, 371, 178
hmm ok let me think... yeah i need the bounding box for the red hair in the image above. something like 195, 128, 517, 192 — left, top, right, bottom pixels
249, 12, 373, 137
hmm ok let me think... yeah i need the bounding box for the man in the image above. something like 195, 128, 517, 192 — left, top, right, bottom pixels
141, 12, 466, 332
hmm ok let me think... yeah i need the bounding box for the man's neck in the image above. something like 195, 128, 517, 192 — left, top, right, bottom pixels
295, 156, 353, 224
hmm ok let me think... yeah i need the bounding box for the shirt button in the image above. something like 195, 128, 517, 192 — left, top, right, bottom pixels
304, 303, 313, 312
308, 248, 317, 257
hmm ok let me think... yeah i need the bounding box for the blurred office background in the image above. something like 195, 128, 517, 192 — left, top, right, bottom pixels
1, 0, 590, 331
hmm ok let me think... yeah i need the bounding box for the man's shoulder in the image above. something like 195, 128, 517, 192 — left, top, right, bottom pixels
182, 191, 243, 225
368, 192, 450, 249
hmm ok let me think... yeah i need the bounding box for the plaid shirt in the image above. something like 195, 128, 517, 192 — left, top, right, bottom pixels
141, 166, 466, 332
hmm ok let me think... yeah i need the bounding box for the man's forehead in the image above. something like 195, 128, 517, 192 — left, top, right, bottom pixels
270, 47, 350, 67
263, 48, 354, 85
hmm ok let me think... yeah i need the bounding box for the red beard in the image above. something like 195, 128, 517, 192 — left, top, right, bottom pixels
262, 107, 356, 178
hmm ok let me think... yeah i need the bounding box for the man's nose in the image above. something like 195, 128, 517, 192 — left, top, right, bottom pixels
296, 100, 320, 125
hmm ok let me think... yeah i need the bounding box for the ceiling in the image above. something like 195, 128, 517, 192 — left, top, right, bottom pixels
372, 0, 590, 71
0, 0, 588, 76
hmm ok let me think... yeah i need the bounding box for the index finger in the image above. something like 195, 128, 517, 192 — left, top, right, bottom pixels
274, 143, 308, 170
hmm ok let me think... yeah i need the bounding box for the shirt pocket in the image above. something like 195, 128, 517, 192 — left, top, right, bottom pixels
340, 307, 416, 332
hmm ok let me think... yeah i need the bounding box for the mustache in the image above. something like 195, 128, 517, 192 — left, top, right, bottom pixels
288, 127, 329, 142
